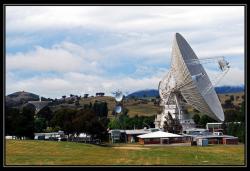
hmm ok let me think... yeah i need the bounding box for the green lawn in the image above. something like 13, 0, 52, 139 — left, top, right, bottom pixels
5, 140, 245, 166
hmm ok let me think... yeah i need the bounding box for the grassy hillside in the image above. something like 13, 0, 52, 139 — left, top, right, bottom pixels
218, 92, 244, 107
6, 90, 244, 119
48, 92, 244, 118
5, 140, 245, 165
77, 96, 161, 118
124, 101, 160, 117
78, 96, 116, 118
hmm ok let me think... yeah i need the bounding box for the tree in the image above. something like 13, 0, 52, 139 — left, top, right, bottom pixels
5, 105, 35, 138
237, 101, 245, 122
163, 112, 182, 133
50, 108, 77, 134
132, 115, 144, 129
225, 122, 245, 143
72, 109, 106, 139
199, 115, 216, 128
224, 109, 238, 122
5, 107, 20, 135
107, 114, 156, 130
192, 114, 200, 125
108, 117, 121, 129
34, 117, 46, 132
93, 101, 108, 118
163, 112, 174, 133
142, 116, 155, 128
223, 101, 245, 143
18, 106, 35, 138
37, 106, 53, 124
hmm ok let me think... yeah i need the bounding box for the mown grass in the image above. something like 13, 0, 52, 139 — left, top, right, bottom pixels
5, 140, 245, 166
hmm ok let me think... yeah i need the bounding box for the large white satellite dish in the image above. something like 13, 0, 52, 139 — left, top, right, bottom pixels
157, 33, 230, 129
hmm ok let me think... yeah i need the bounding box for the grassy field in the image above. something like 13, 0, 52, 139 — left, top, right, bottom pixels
5, 140, 245, 166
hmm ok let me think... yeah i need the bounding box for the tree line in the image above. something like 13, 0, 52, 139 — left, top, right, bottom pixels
5, 100, 156, 141
191, 101, 245, 142
108, 114, 155, 130
5, 101, 109, 140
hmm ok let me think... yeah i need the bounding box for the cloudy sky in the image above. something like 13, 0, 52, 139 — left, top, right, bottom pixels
5, 6, 245, 98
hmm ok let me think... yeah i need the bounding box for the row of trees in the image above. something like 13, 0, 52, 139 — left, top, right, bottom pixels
191, 101, 245, 142
5, 101, 110, 140
223, 101, 245, 142
49, 108, 107, 140
108, 115, 155, 130
192, 114, 217, 128
6, 100, 157, 141
6, 105, 35, 138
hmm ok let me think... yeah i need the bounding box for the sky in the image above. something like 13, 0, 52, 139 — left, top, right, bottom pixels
5, 6, 245, 98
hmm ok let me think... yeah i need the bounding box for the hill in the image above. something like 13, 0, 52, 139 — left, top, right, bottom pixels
5, 85, 244, 118
5, 91, 39, 107
127, 85, 244, 99
126, 89, 159, 98
214, 85, 244, 94
77, 96, 160, 118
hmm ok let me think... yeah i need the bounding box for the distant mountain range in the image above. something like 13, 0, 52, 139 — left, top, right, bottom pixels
5, 85, 244, 107
126, 89, 159, 98
214, 85, 244, 94
126, 85, 244, 98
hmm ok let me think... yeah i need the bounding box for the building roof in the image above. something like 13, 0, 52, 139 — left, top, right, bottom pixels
125, 129, 150, 135
108, 129, 126, 134
185, 128, 207, 132
108, 128, 161, 135
206, 122, 223, 125
194, 135, 235, 139
137, 131, 183, 139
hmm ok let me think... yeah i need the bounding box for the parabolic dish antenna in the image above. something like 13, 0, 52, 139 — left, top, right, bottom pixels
159, 33, 228, 122
115, 105, 122, 113
114, 90, 123, 102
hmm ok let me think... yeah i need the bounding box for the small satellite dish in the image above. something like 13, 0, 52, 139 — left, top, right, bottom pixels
115, 105, 122, 113
114, 90, 123, 102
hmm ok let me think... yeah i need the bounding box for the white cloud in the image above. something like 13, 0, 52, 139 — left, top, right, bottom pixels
217, 67, 245, 86
6, 65, 244, 98
206, 67, 244, 86
6, 71, 164, 98
6, 6, 244, 33
5, 6, 245, 98
6, 41, 104, 74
